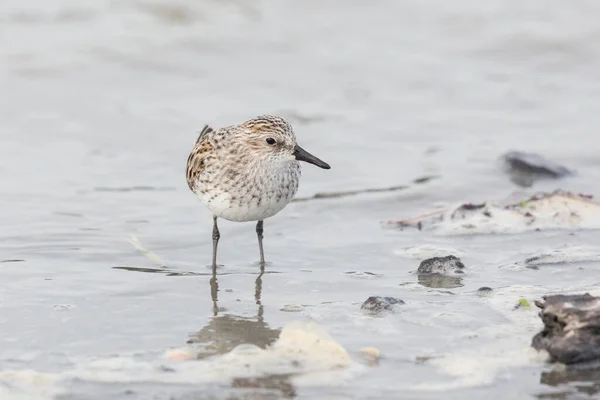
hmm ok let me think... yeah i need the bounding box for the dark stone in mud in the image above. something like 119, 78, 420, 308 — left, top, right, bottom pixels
418, 255, 465, 275
502, 150, 572, 188
532, 293, 600, 364
361, 296, 405, 312
476, 287, 494, 297
417, 256, 465, 289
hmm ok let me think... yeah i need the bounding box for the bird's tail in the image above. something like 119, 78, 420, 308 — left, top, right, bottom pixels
195, 124, 214, 144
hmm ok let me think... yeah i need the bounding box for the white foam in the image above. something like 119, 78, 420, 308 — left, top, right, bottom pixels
394, 244, 464, 259
402, 283, 600, 391
0, 322, 360, 398
0, 370, 62, 400
410, 347, 545, 391
390, 192, 600, 235
65, 321, 359, 387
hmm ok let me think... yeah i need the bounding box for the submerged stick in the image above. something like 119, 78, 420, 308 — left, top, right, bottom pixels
127, 234, 165, 267
292, 175, 439, 202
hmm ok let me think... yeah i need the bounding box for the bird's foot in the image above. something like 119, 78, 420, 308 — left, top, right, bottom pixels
254, 260, 269, 269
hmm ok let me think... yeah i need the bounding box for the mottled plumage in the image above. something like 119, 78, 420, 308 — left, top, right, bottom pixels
186, 115, 330, 267
185, 125, 214, 191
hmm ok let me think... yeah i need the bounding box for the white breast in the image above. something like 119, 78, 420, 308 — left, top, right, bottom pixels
195, 161, 301, 222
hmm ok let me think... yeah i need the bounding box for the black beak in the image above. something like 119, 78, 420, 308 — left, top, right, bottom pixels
293, 144, 331, 169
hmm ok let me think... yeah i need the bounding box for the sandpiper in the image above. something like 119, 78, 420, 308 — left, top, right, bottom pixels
185, 115, 331, 268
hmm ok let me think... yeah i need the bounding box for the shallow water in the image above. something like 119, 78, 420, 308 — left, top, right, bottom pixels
2, 0, 600, 398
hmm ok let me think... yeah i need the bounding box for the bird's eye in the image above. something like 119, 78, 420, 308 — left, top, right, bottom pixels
266, 138, 276, 145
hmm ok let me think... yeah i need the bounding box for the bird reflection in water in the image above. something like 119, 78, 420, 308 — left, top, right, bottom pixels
187, 265, 281, 355
187, 265, 296, 397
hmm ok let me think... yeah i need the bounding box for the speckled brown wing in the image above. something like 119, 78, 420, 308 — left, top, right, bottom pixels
186, 125, 214, 191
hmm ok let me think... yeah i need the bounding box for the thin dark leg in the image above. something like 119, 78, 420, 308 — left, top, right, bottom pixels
212, 216, 220, 268
256, 220, 265, 264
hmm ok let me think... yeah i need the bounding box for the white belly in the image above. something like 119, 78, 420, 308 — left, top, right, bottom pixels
194, 159, 301, 222
198, 190, 294, 222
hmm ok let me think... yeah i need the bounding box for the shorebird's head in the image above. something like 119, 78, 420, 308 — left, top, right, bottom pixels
240, 115, 331, 169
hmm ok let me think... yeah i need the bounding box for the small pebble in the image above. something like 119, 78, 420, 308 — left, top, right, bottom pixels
164, 347, 196, 361
280, 304, 304, 312
360, 347, 381, 365
502, 150, 572, 187
52, 304, 75, 311
476, 287, 494, 297
361, 296, 404, 312
415, 355, 437, 364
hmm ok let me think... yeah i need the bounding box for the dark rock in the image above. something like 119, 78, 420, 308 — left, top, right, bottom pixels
531, 293, 600, 364
361, 296, 404, 312
417, 255, 465, 275
502, 151, 573, 188
450, 203, 486, 220
416, 255, 465, 289
476, 287, 494, 297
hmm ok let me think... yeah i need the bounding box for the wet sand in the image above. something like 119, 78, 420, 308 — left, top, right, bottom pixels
2, 0, 600, 398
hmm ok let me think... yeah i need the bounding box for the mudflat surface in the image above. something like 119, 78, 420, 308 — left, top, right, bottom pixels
2, 1, 600, 399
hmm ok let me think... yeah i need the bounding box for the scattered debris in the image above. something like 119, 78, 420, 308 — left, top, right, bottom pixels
502, 151, 573, 188
112, 266, 200, 276
361, 296, 405, 313
415, 355, 439, 365
127, 234, 165, 267
292, 175, 438, 202
523, 247, 600, 269
386, 190, 600, 234
344, 271, 383, 279
513, 298, 532, 310
497, 247, 600, 270
532, 293, 600, 364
